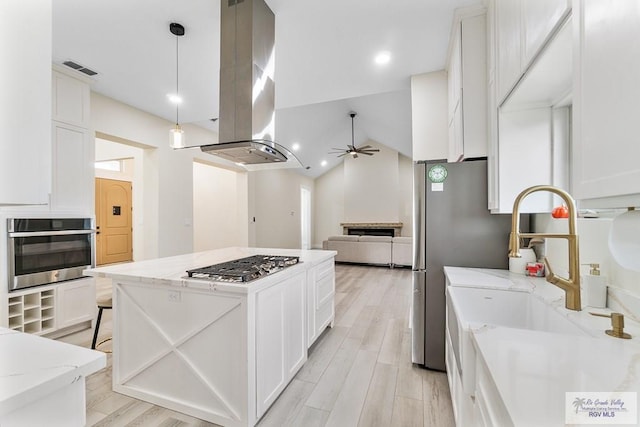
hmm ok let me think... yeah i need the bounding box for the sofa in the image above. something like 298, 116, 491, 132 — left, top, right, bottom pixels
322, 235, 413, 267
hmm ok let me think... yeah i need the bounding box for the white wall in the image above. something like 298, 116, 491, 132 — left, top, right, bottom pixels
314, 163, 345, 247
249, 169, 314, 249
344, 140, 399, 223
193, 161, 248, 251
90, 92, 243, 258
411, 70, 448, 161
534, 211, 640, 301
314, 143, 413, 247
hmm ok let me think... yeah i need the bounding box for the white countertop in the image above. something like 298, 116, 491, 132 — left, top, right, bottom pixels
445, 267, 640, 426
473, 326, 640, 427
0, 327, 106, 416
84, 247, 337, 294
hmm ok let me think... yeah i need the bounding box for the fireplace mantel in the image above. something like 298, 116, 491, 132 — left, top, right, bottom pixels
340, 222, 403, 237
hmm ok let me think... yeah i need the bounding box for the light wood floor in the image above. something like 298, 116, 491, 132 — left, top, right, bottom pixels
58, 264, 454, 427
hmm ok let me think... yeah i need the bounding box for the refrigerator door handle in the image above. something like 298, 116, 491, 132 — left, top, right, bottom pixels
411, 271, 426, 365
413, 162, 426, 270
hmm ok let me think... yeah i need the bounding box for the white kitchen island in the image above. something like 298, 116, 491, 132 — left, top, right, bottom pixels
84, 247, 336, 427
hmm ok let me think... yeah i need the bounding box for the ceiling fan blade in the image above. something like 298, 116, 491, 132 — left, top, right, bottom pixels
357, 145, 372, 150
331, 148, 346, 151
361, 149, 380, 152
337, 153, 348, 158
360, 152, 374, 156
328, 151, 345, 154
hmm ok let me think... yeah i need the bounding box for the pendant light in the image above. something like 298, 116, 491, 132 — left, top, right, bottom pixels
169, 22, 185, 149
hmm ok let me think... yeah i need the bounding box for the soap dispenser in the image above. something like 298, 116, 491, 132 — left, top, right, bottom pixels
583, 263, 607, 308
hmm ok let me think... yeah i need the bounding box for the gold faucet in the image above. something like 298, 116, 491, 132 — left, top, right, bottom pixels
509, 185, 581, 311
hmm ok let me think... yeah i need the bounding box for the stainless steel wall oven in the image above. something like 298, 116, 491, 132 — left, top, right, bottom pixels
8, 218, 95, 292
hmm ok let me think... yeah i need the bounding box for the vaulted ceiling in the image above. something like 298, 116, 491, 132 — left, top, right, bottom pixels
52, 0, 479, 177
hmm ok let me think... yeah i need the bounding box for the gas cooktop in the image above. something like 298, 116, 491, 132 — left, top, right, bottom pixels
185, 255, 300, 283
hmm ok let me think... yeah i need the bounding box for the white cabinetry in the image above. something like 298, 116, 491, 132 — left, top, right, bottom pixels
573, 0, 640, 207
306, 259, 335, 347
51, 68, 93, 214
447, 8, 487, 162
51, 122, 93, 212
57, 278, 96, 330
0, 2, 51, 205
256, 271, 306, 418
52, 70, 90, 128
496, 0, 570, 104
5, 278, 95, 336
487, 0, 571, 213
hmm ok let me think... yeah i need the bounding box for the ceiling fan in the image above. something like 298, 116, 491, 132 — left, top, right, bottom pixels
329, 112, 380, 159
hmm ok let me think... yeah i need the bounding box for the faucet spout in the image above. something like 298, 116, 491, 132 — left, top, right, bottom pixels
509, 185, 581, 311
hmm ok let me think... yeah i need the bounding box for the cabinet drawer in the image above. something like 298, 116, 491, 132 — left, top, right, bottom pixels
316, 274, 334, 306
315, 259, 334, 280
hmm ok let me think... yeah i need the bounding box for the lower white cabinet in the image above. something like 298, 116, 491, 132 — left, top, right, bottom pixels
4, 278, 96, 336
57, 278, 96, 330
255, 271, 306, 417
306, 259, 335, 347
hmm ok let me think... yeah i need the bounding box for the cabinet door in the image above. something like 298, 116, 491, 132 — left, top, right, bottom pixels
57, 278, 96, 330
255, 272, 306, 417
573, 0, 640, 204
52, 70, 91, 128
0, 1, 51, 206
448, 27, 462, 123
51, 122, 94, 213
496, 0, 522, 103
448, 105, 464, 163
521, 0, 570, 67
461, 14, 488, 159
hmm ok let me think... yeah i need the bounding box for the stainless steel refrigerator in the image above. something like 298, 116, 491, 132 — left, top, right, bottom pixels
411, 159, 528, 371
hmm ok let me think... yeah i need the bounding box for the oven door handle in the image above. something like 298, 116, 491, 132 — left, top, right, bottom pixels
9, 229, 96, 238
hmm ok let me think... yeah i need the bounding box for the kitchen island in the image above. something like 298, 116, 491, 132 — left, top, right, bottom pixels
84, 247, 336, 427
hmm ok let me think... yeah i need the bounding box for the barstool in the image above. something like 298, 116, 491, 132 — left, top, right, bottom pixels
91, 295, 112, 351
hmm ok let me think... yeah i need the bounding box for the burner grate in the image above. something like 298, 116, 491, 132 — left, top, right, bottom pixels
186, 255, 299, 283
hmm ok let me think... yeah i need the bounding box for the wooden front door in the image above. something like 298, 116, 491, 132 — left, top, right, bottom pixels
95, 178, 133, 265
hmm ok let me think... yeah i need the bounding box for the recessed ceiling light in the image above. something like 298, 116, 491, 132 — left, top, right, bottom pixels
321, 160, 328, 167
167, 94, 183, 104
374, 51, 391, 65
292, 142, 300, 151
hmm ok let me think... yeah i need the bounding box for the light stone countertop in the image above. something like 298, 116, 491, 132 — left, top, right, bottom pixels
84, 247, 337, 294
0, 327, 106, 416
444, 266, 640, 426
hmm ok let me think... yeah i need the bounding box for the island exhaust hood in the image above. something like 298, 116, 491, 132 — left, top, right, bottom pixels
201, 0, 299, 169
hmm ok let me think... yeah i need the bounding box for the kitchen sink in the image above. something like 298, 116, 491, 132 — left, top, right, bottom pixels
447, 286, 587, 335
445, 286, 589, 396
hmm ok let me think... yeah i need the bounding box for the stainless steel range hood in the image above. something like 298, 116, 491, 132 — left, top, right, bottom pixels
201, 0, 299, 169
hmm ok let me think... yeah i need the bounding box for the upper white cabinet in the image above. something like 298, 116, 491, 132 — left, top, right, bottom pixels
0, 2, 52, 206
487, 1, 571, 213
51, 68, 94, 214
51, 122, 93, 213
496, 0, 571, 104
572, 0, 640, 207
447, 8, 488, 162
522, 0, 571, 67
52, 69, 91, 128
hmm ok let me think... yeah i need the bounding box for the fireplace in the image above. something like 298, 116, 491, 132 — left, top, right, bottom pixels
340, 222, 403, 237
347, 228, 394, 237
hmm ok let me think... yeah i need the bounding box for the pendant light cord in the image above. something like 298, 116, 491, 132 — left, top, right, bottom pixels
175, 34, 179, 126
